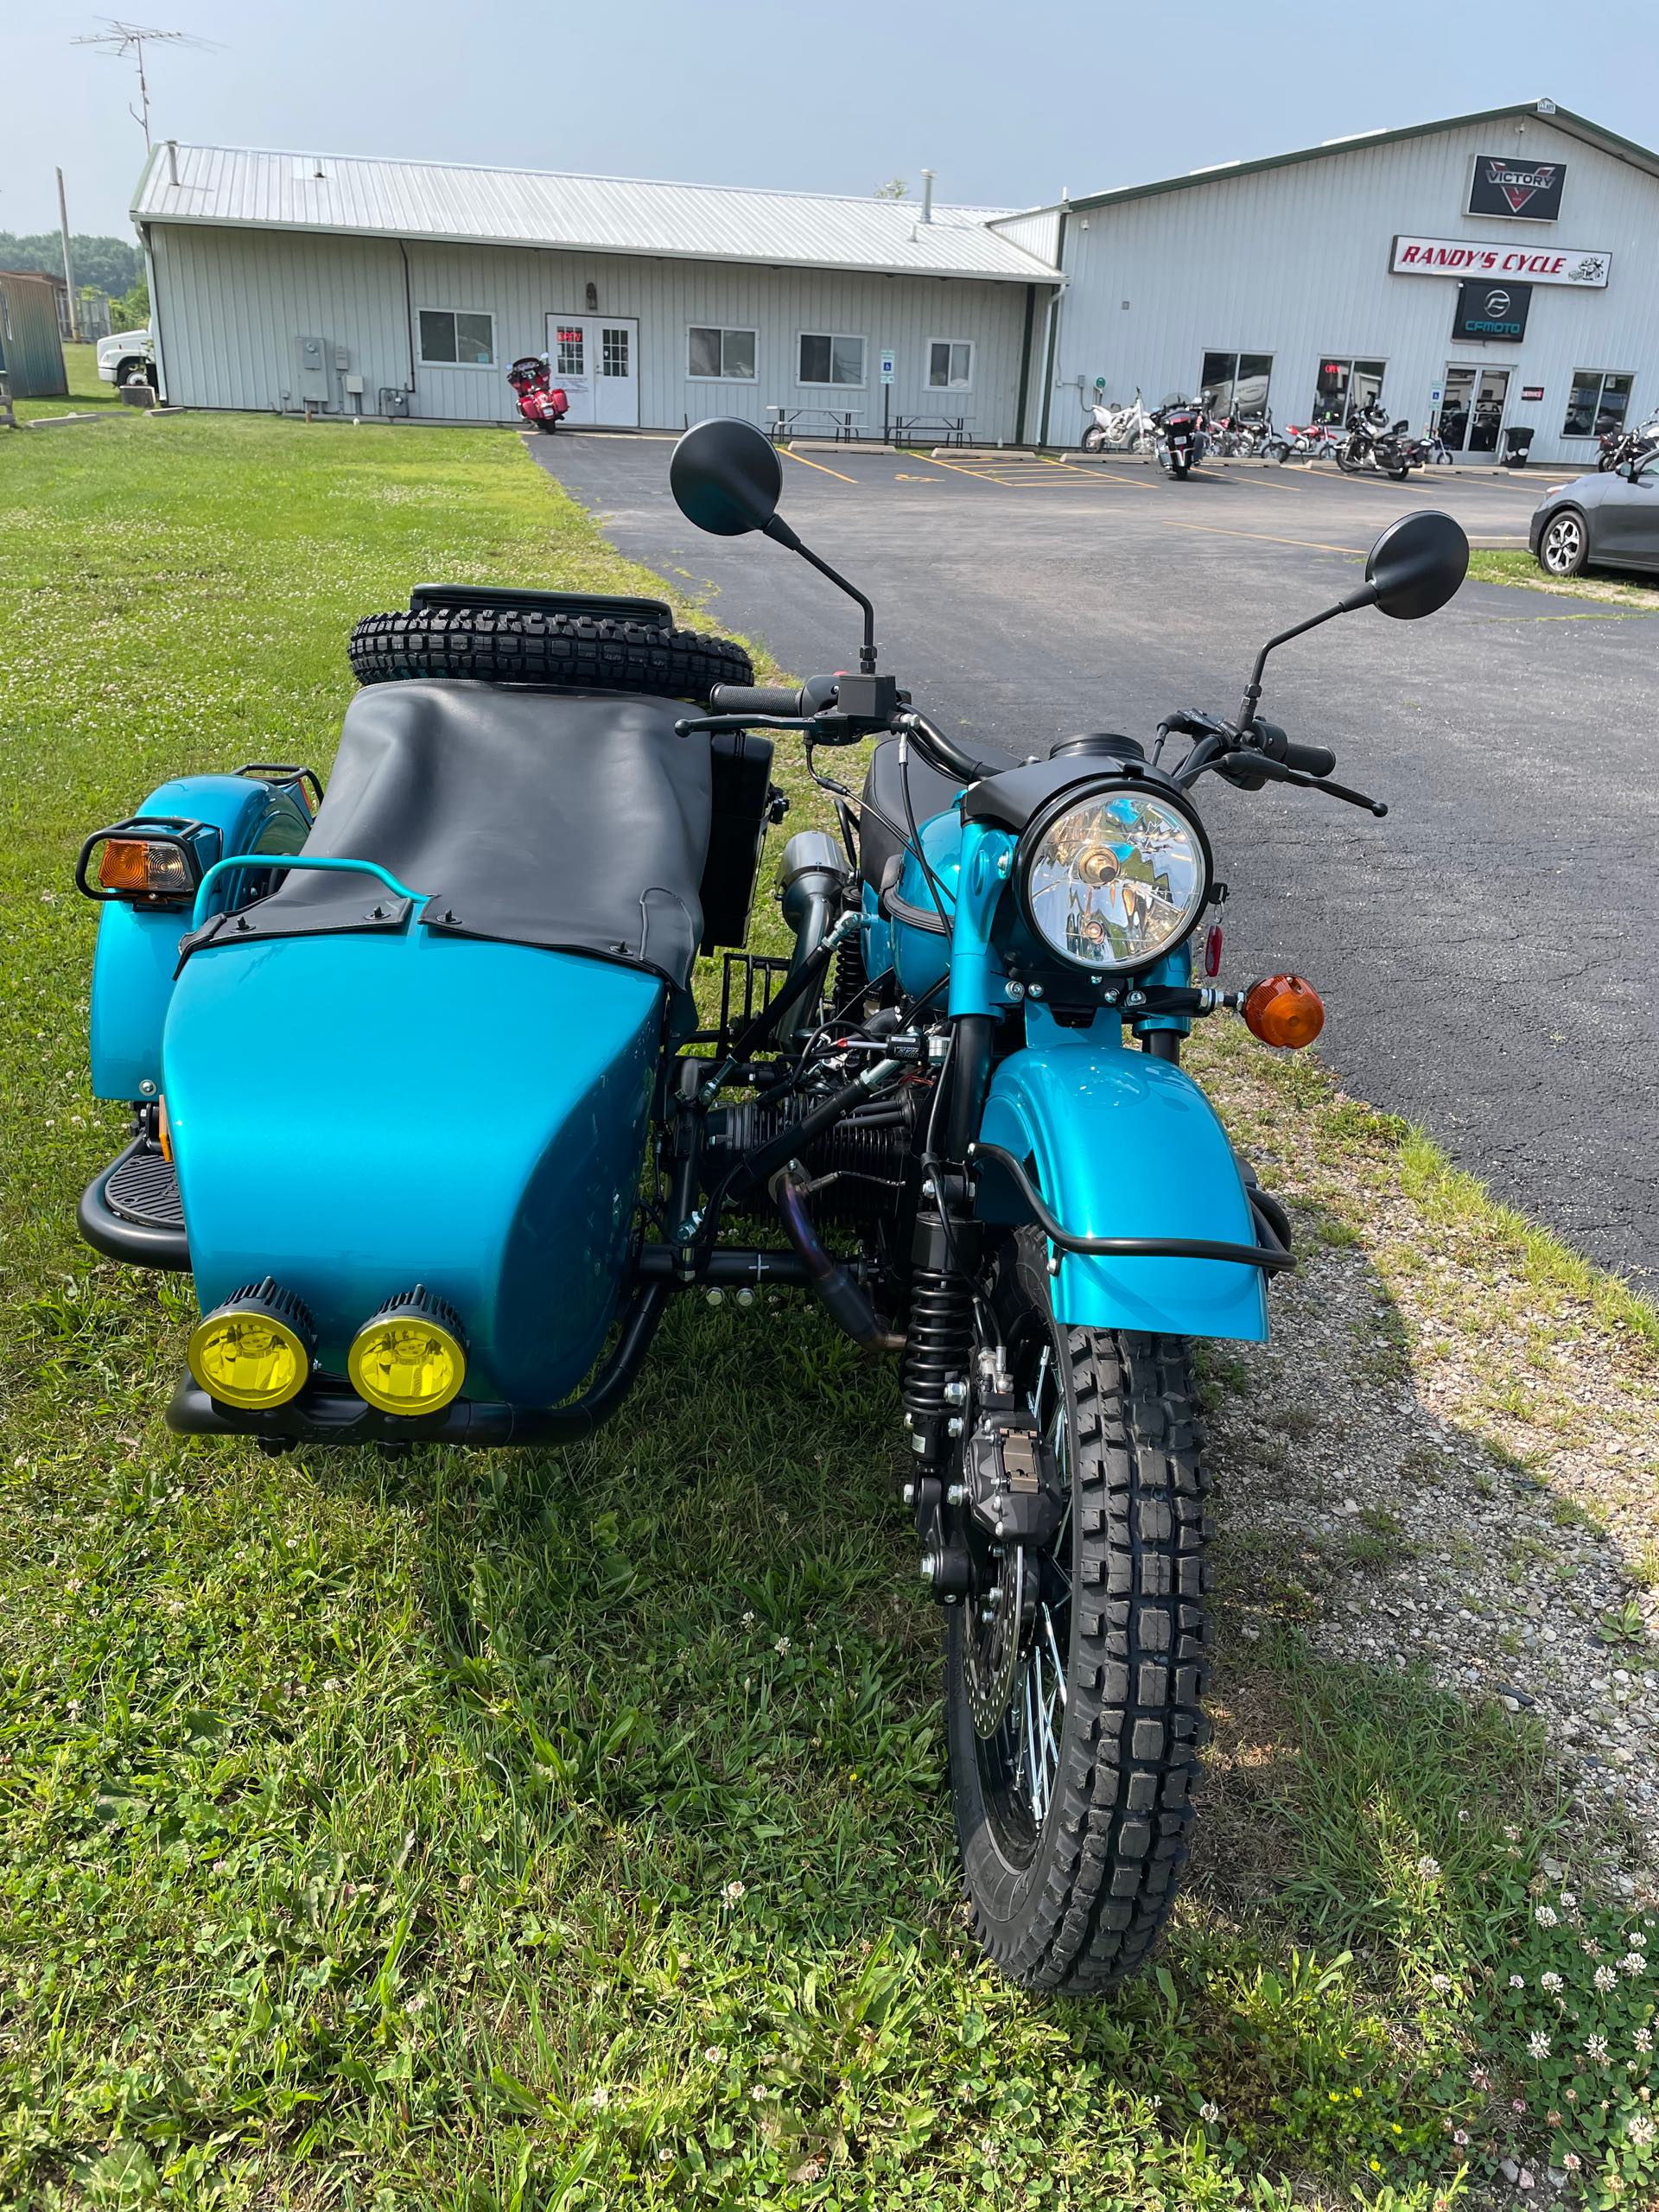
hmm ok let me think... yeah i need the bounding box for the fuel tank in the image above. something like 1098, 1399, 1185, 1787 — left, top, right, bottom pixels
163, 928, 664, 1408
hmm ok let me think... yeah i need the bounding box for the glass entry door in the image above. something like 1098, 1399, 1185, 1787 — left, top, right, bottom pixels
1439, 365, 1510, 454
544, 315, 639, 427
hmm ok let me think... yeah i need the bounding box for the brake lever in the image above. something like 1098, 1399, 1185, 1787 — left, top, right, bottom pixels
1245, 752, 1388, 817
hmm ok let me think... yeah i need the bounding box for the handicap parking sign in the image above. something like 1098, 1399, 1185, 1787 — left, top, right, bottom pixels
880, 353, 896, 385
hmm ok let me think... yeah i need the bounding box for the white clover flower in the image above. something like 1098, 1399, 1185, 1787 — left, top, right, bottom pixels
1630, 1930, 1648, 1948
1416, 1855, 1442, 1879
1510, 1974, 1526, 1989
1622, 1953, 1649, 1976
1431, 1973, 1452, 1993
1541, 1971, 1564, 1993
773, 1635, 791, 1656
703, 2046, 721, 2063
1563, 2152, 1581, 2172
1503, 1824, 1521, 1842
1560, 1891, 1577, 1910
1629, 2115, 1656, 2148
721, 1879, 746, 1904
1636, 2027, 1653, 2054
1529, 2031, 1552, 2060
1597, 1965, 1619, 1993
589, 2086, 611, 2110
1198, 2100, 1221, 2124
1585, 2034, 1610, 2065
740, 1610, 756, 1627
1535, 1904, 1560, 1927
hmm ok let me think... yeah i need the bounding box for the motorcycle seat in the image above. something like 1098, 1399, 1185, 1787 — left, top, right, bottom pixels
254, 679, 714, 989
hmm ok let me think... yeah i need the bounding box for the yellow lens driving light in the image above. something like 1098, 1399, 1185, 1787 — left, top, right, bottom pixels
188, 1277, 315, 1410
347, 1286, 467, 1416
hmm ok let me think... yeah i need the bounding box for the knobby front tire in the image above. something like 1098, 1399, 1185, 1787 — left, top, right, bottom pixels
947, 1239, 1211, 1993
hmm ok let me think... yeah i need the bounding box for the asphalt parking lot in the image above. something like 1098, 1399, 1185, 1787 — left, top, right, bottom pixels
531, 433, 1659, 1286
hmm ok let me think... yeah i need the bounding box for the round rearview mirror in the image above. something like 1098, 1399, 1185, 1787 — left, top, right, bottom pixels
1364, 511, 1469, 620
669, 417, 784, 537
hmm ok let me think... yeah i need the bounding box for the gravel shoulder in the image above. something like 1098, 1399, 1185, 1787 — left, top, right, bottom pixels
1193, 1017, 1659, 1902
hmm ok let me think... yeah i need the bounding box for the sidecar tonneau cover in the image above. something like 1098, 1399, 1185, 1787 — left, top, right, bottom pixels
217, 680, 715, 989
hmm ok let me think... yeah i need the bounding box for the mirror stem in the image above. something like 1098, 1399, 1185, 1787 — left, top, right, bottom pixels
765, 515, 878, 673
1234, 585, 1377, 732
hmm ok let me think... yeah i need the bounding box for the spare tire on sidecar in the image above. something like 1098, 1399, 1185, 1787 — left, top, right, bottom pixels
348, 582, 753, 703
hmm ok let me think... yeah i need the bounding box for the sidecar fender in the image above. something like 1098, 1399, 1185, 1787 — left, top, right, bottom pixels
976, 1012, 1268, 1343
89, 773, 309, 1101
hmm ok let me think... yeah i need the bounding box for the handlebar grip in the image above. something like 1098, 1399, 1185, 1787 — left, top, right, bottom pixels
1280, 741, 1337, 779
707, 683, 805, 717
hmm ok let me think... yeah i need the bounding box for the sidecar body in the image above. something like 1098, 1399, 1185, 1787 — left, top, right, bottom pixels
79, 675, 775, 1422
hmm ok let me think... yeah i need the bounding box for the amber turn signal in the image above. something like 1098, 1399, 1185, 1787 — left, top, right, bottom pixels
1243, 973, 1325, 1049
97, 837, 194, 898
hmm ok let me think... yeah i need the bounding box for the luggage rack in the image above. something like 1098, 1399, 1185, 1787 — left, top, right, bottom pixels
691, 950, 792, 1052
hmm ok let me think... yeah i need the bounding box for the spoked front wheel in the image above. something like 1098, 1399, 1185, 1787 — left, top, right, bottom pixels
945, 1229, 1211, 1993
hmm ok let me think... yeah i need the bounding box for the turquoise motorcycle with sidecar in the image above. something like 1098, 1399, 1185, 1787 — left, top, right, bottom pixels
75, 418, 1467, 1991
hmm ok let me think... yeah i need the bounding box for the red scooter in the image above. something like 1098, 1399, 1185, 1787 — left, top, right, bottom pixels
508, 356, 570, 434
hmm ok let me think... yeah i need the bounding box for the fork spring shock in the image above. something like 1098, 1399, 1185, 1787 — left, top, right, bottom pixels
902, 1262, 974, 1465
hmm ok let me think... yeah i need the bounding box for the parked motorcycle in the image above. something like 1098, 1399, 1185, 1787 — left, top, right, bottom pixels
73, 416, 1468, 1994
1597, 412, 1659, 472
507, 354, 570, 433
1153, 395, 1210, 478
1338, 403, 1416, 480
1264, 421, 1343, 463
1081, 391, 1158, 456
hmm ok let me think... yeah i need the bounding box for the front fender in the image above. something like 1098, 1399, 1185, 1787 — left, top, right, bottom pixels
976, 1005, 1268, 1342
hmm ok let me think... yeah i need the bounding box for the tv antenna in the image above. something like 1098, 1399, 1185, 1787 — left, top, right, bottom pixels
72, 20, 219, 146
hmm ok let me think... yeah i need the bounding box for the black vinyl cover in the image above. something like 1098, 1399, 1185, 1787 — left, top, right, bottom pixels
858, 734, 1016, 892
247, 680, 715, 989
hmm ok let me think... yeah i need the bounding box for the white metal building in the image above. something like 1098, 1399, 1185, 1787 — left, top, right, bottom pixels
1009, 100, 1659, 466
133, 143, 1059, 440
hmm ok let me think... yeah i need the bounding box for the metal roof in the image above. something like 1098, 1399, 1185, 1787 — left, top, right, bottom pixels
1015, 101, 1659, 219
131, 143, 1060, 284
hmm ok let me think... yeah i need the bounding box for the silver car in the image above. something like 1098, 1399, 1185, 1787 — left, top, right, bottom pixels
1530, 457, 1659, 578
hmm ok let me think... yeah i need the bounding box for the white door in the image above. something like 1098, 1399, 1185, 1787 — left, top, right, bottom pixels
544, 315, 639, 427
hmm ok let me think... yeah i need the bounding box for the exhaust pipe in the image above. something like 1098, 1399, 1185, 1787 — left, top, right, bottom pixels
771, 1164, 904, 1354
920, 168, 935, 224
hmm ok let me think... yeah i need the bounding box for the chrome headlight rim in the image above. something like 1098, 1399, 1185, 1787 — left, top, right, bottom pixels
1016, 774, 1212, 976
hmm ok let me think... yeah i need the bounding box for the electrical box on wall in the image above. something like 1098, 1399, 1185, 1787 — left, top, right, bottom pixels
294, 334, 331, 407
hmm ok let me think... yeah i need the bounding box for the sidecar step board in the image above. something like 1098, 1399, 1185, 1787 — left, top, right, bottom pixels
78, 1138, 190, 1271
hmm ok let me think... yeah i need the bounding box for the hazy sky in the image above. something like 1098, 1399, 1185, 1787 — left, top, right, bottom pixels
6, 0, 1658, 238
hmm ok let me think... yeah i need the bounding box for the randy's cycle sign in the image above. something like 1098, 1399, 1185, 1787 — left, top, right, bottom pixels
1390, 236, 1610, 288
1468, 155, 1566, 221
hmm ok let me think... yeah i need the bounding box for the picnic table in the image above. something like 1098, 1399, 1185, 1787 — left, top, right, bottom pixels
766, 406, 866, 443
890, 414, 976, 448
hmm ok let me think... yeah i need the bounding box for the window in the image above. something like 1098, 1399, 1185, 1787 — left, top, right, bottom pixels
798, 332, 866, 387
601, 326, 630, 379
1313, 355, 1385, 425
688, 326, 757, 380
1198, 349, 1273, 417
417, 308, 494, 366
1562, 370, 1634, 439
927, 340, 974, 391
553, 325, 584, 377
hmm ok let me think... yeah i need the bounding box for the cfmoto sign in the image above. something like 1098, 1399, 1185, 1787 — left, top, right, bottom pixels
1452, 278, 1533, 341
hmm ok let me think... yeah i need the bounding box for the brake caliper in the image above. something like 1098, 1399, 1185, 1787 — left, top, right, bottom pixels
963, 1411, 1065, 1549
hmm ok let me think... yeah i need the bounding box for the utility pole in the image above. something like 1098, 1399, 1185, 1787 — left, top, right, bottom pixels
56, 168, 80, 344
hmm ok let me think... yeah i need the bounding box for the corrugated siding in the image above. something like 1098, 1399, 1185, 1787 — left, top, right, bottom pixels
988, 207, 1063, 265
1046, 117, 1659, 461
0, 274, 67, 397
150, 225, 1035, 438
136, 144, 1051, 283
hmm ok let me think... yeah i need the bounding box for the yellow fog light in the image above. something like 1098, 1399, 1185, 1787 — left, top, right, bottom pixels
188, 1278, 315, 1409
347, 1287, 467, 1415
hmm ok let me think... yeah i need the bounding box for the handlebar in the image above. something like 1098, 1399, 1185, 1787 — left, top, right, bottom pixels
709, 683, 809, 717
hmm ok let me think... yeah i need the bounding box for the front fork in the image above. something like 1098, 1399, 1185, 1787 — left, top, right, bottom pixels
899, 824, 1198, 1595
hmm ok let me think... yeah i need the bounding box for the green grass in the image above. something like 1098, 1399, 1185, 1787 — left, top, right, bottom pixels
3, 412, 1657, 2209
1465, 547, 1659, 610
13, 340, 127, 423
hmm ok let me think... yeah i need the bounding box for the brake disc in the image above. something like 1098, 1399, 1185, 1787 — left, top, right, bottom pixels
966, 1541, 1029, 1741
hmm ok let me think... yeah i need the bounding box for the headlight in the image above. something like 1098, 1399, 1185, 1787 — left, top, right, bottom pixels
347, 1286, 467, 1415
1020, 781, 1210, 973
188, 1277, 315, 1408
